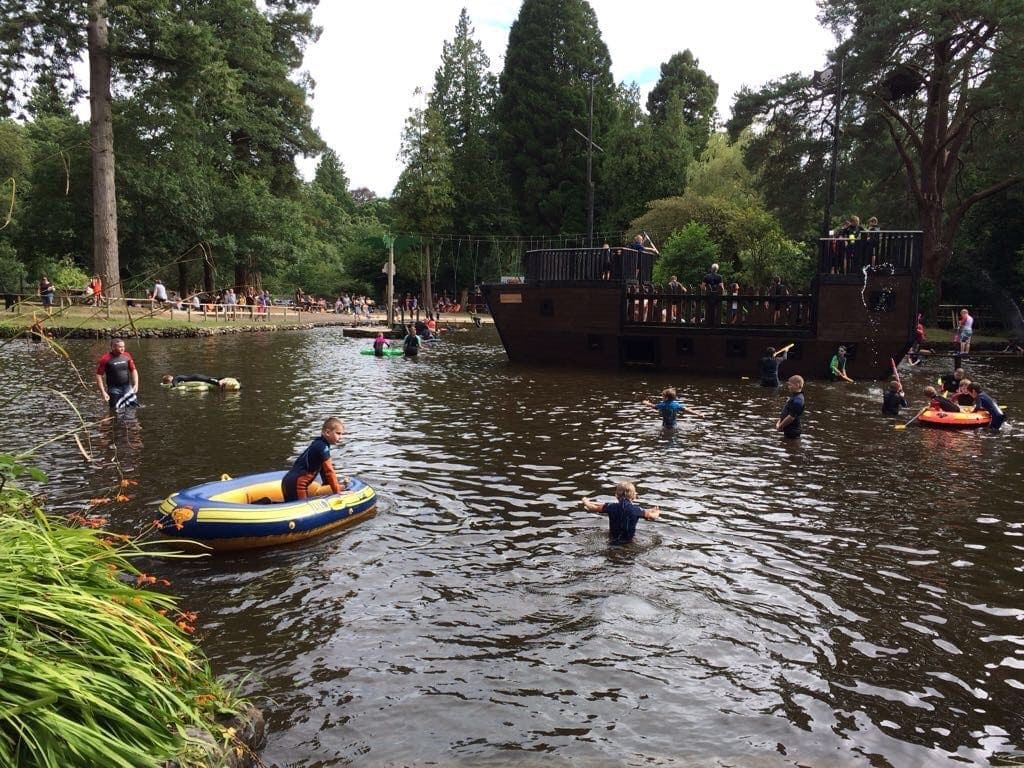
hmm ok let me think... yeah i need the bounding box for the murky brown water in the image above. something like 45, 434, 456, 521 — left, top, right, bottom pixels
3, 328, 1023, 767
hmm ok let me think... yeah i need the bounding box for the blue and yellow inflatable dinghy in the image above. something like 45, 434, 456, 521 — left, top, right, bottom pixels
157, 470, 376, 551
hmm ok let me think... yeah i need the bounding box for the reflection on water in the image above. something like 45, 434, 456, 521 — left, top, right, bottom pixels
2, 330, 1023, 767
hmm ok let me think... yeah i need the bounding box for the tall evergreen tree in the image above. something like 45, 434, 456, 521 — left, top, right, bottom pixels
429, 8, 512, 240
646, 50, 718, 158
393, 99, 454, 316
495, 0, 614, 236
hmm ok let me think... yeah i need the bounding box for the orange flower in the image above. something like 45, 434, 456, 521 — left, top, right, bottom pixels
88, 497, 112, 505
115, 493, 131, 502
119, 479, 138, 487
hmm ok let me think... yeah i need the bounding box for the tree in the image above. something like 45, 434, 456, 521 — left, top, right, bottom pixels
392, 99, 454, 316
732, 1, 1024, 289
495, 0, 615, 236
0, 0, 120, 293
427, 9, 513, 288
0, 0, 323, 296
312, 149, 355, 214
646, 50, 718, 158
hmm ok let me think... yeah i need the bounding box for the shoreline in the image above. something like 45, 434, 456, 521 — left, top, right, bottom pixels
0, 312, 493, 340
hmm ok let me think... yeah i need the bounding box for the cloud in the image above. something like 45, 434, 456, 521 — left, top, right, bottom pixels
303, 1, 835, 196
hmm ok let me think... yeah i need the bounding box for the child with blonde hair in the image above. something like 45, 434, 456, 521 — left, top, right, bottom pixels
582, 481, 660, 544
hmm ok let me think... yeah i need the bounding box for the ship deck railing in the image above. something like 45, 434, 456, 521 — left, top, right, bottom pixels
817, 230, 922, 275
519, 232, 921, 285
623, 291, 814, 329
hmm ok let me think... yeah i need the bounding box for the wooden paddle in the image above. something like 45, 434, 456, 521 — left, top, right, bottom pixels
890, 357, 902, 390
774, 343, 794, 357
895, 406, 927, 430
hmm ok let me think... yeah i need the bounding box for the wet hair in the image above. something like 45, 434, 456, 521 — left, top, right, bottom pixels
766, 346, 776, 356
967, 382, 982, 393
661, 387, 677, 401
924, 385, 938, 396
162, 374, 173, 384
322, 416, 344, 432
889, 379, 901, 390
954, 368, 965, 377
614, 481, 637, 501
788, 375, 804, 388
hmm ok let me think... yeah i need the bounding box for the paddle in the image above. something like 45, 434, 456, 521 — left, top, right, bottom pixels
890, 357, 902, 391
774, 343, 794, 357
895, 406, 927, 430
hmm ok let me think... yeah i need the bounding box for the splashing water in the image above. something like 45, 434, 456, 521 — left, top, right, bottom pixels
861, 263, 898, 367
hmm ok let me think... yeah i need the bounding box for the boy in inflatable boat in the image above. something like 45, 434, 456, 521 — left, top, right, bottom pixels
282, 417, 349, 501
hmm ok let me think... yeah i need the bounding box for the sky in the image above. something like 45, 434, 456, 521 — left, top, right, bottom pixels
301, 1, 837, 197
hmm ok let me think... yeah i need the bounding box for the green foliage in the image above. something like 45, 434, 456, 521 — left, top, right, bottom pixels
646, 50, 718, 158
0, 454, 46, 493
600, 89, 691, 233
732, 0, 1024, 287
736, 233, 812, 291
495, 0, 615, 235
49, 256, 89, 291
653, 222, 719, 288
0, 475, 243, 767
0, 243, 26, 293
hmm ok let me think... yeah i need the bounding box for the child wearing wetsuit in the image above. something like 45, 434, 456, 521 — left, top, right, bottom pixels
760, 346, 786, 387
282, 417, 348, 501
643, 387, 704, 428
776, 375, 805, 438
969, 382, 1005, 431
581, 481, 660, 545
882, 379, 908, 416
372, 332, 389, 357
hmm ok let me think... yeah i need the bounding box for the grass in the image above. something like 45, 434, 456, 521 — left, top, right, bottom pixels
0, 465, 248, 768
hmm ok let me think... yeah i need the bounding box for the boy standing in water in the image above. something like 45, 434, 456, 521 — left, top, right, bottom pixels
775, 375, 805, 438
582, 481, 660, 545
643, 387, 704, 428
282, 417, 348, 501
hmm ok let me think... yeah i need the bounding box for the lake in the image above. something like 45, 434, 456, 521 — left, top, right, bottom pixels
3, 327, 1022, 767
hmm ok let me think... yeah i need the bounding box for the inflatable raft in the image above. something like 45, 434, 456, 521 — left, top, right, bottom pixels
360, 347, 404, 356
157, 470, 376, 551
917, 405, 991, 429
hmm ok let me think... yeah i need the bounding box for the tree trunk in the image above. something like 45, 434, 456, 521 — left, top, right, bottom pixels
177, 260, 188, 298
203, 254, 214, 294
88, 0, 120, 298
422, 243, 434, 319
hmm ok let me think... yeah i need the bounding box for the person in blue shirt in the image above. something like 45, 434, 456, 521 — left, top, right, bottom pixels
582, 481, 660, 545
775, 375, 805, 438
643, 387, 705, 428
968, 382, 1005, 431
282, 417, 348, 501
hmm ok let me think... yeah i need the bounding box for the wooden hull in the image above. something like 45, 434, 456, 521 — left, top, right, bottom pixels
483, 272, 918, 381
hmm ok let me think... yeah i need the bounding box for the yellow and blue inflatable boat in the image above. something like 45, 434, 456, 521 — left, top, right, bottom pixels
157, 470, 376, 551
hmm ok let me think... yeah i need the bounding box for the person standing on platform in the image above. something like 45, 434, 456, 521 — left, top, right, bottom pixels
957, 308, 974, 354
